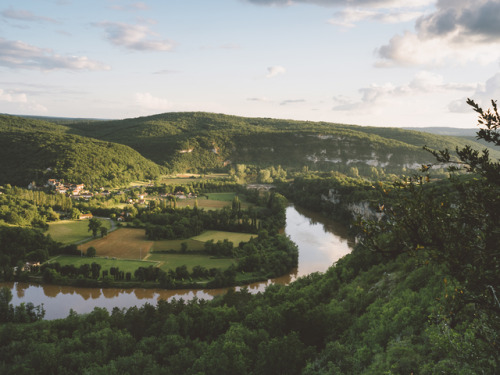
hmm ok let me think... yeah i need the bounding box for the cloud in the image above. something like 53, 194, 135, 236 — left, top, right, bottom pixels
109, 2, 149, 11
245, 0, 434, 8
0, 88, 48, 113
0, 38, 111, 71
333, 71, 477, 110
135, 92, 173, 111
95, 21, 175, 51
449, 73, 500, 113
328, 8, 422, 27
266, 65, 286, 78
247, 97, 270, 102
280, 99, 306, 105
376, 1, 500, 66
153, 69, 180, 75
0, 88, 27, 103
1, 7, 59, 24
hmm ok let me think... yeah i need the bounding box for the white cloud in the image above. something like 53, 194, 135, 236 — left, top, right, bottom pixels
449, 73, 500, 113
0, 38, 110, 71
333, 71, 477, 111
376, 1, 500, 67
0, 88, 48, 113
328, 8, 422, 28
0, 88, 27, 103
280, 99, 306, 105
266, 65, 286, 78
245, 0, 434, 8
1, 7, 59, 24
135, 92, 173, 111
95, 21, 175, 51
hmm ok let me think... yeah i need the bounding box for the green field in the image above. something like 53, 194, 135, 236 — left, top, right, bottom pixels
205, 192, 238, 201
191, 230, 254, 244
47, 219, 112, 244
147, 253, 234, 272
151, 231, 254, 252
151, 239, 205, 252
49, 255, 158, 274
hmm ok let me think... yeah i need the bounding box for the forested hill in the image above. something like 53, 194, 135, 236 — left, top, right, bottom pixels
2, 112, 499, 186
64, 112, 499, 174
0, 115, 163, 187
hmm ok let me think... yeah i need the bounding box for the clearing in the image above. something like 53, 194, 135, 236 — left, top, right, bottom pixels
78, 228, 153, 260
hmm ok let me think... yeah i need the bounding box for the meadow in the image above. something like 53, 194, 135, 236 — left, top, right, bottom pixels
47, 219, 111, 245
49, 255, 158, 274
77, 228, 153, 260
147, 253, 234, 272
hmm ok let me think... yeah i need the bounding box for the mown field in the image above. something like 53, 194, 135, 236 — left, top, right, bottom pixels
49, 255, 158, 274
47, 219, 111, 244
147, 253, 235, 272
191, 230, 254, 244
78, 228, 153, 260
151, 239, 205, 252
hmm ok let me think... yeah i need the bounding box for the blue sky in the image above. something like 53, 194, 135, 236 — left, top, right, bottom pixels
1, 0, 500, 127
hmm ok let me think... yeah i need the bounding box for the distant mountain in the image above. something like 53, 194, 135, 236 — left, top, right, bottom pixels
1, 112, 497, 186
405, 127, 478, 137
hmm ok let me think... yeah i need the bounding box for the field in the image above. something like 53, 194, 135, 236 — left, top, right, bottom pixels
205, 192, 239, 201
147, 253, 234, 272
49, 255, 158, 274
47, 219, 111, 245
191, 230, 254, 244
175, 198, 231, 210
78, 228, 153, 260
151, 239, 205, 252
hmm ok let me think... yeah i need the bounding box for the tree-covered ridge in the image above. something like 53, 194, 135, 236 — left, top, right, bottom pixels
0, 115, 164, 186
64, 111, 500, 174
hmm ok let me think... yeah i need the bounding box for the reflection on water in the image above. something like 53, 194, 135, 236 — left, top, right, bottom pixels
0, 205, 353, 320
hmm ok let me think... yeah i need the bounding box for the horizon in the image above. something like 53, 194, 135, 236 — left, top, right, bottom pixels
1, 1, 499, 128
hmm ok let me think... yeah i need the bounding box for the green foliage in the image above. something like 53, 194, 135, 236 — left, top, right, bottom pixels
0, 115, 163, 186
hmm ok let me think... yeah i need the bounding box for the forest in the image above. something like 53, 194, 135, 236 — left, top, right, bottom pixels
1, 111, 499, 186
0, 100, 499, 374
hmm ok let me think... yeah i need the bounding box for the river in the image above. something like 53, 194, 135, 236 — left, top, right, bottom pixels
1, 206, 354, 320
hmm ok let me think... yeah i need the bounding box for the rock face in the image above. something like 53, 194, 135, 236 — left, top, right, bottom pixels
322, 189, 383, 221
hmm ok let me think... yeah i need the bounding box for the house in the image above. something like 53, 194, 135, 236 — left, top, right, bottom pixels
79, 213, 93, 220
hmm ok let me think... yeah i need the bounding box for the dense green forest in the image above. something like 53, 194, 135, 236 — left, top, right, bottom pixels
0, 115, 163, 186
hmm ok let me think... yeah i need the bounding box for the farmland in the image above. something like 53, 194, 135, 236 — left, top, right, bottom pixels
47, 219, 112, 245
77, 228, 153, 260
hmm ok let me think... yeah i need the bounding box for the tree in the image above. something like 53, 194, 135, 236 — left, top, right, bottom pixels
100, 226, 108, 238
88, 218, 102, 238
86, 246, 96, 258
358, 98, 500, 372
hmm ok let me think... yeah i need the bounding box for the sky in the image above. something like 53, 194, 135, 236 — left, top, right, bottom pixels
1, 0, 500, 128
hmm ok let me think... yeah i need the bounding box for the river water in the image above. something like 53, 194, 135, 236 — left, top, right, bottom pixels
1, 206, 354, 320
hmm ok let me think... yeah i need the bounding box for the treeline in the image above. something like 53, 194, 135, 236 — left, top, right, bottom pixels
142, 192, 287, 240
0, 186, 73, 228
64, 111, 499, 178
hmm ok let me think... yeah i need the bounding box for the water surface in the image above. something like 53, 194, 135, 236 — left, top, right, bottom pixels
1, 205, 354, 319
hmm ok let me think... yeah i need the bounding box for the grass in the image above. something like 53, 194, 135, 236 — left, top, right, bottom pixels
49, 255, 158, 274
151, 239, 205, 252
205, 192, 237, 201
78, 228, 153, 260
147, 253, 235, 272
191, 230, 255, 244
47, 219, 111, 245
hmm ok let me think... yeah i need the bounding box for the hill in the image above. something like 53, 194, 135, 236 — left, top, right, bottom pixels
65, 112, 499, 175
0, 115, 163, 186
2, 112, 499, 186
